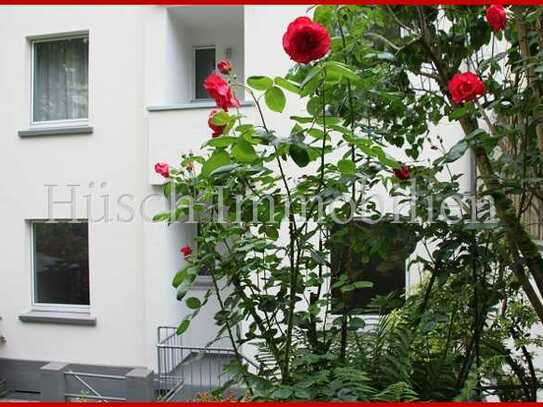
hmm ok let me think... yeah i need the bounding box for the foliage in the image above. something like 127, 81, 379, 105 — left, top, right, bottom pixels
155, 5, 543, 401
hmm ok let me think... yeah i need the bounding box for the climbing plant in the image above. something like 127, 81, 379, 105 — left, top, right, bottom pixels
155, 5, 543, 401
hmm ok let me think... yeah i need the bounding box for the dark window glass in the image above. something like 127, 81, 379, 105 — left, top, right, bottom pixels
330, 221, 416, 313
195, 48, 216, 100
33, 37, 88, 122
33, 222, 90, 305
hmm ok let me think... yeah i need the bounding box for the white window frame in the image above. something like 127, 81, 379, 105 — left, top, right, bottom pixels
30, 33, 90, 128
192, 45, 216, 102
30, 220, 90, 313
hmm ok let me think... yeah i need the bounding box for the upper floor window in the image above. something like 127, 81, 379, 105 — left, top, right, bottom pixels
32, 36, 88, 124
194, 46, 215, 100
32, 221, 90, 308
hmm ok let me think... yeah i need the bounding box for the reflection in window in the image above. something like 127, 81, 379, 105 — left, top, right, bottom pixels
32, 221, 90, 306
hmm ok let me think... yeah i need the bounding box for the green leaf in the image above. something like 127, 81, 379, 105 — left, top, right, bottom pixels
338, 159, 356, 175
289, 144, 310, 167
293, 388, 313, 400
211, 110, 230, 125
201, 150, 231, 177
186, 297, 202, 310
313, 5, 334, 29
271, 386, 293, 400
172, 265, 198, 288
172, 271, 187, 288
176, 318, 190, 335
265, 86, 286, 113
324, 61, 360, 82
209, 163, 241, 177
176, 279, 193, 301
152, 212, 171, 222
444, 140, 469, 163
274, 77, 300, 94
376, 51, 395, 61
353, 281, 374, 289
205, 136, 238, 148
349, 317, 365, 329
448, 105, 469, 121
307, 128, 327, 140
247, 75, 273, 91
307, 97, 323, 117
232, 139, 258, 163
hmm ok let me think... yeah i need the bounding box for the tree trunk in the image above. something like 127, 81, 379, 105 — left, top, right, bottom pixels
460, 117, 543, 317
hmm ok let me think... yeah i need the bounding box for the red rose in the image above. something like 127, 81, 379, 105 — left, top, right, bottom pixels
282, 16, 331, 64
154, 162, 169, 178
180, 245, 192, 258
393, 164, 410, 181
208, 109, 225, 138
448, 72, 485, 105
203, 73, 240, 112
486, 5, 507, 32
217, 59, 232, 75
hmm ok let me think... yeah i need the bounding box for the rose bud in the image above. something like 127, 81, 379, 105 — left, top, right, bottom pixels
180, 245, 192, 258
393, 164, 410, 181
217, 59, 233, 75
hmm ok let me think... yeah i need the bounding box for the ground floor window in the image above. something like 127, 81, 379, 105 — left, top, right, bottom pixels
330, 220, 416, 314
31, 220, 90, 307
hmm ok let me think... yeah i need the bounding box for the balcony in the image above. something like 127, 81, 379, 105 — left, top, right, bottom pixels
145, 6, 248, 184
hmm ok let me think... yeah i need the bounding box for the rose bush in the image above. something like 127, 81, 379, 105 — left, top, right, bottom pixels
155, 6, 543, 402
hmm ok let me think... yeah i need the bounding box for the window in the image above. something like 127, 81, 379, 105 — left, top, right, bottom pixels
330, 221, 416, 314
32, 36, 88, 124
31, 221, 90, 307
194, 47, 216, 100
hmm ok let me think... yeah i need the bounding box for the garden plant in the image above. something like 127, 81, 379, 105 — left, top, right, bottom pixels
155, 5, 543, 401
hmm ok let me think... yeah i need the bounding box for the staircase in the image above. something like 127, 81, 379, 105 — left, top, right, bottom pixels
156, 327, 253, 401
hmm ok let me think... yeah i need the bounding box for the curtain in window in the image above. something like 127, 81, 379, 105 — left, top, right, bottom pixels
33, 37, 88, 122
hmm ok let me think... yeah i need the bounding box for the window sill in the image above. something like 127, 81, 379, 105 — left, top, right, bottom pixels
19, 310, 96, 326
18, 125, 93, 138
146, 101, 253, 112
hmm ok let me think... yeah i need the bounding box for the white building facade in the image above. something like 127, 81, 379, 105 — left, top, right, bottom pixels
0, 5, 474, 400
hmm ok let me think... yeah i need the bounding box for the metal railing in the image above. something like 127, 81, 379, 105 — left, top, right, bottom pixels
157, 326, 256, 401
64, 370, 127, 402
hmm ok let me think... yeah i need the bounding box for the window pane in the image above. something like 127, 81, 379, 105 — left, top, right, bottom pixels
33, 37, 88, 122
195, 48, 215, 100
330, 221, 416, 313
33, 222, 90, 305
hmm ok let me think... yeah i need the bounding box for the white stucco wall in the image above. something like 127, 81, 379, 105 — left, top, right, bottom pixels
0, 6, 148, 367
0, 5, 478, 375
